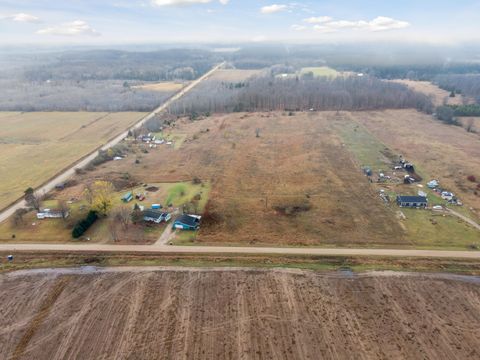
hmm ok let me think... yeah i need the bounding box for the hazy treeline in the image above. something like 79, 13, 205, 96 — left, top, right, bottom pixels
0, 79, 171, 111
20, 49, 220, 82
0, 48, 220, 111
434, 74, 480, 103
169, 74, 433, 114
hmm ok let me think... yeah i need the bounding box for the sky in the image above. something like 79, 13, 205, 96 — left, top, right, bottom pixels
0, 0, 479, 45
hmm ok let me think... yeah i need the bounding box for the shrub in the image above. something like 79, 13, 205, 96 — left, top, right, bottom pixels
72, 210, 98, 238
467, 175, 476, 182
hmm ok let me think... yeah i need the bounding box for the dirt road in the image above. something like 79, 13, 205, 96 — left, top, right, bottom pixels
446, 207, 480, 231
0, 243, 479, 259
0, 62, 225, 225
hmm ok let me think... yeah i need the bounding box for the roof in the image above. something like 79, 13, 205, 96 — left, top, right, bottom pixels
175, 214, 200, 227
397, 195, 427, 203
143, 209, 163, 219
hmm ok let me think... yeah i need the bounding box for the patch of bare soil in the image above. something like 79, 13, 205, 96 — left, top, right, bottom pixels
1, 269, 479, 360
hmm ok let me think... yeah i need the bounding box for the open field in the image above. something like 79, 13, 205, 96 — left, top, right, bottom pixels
132, 81, 185, 92
300, 66, 339, 77
458, 116, 480, 133
83, 112, 406, 247
391, 80, 465, 106
208, 69, 263, 81
0, 112, 146, 210
1, 268, 479, 360
2, 110, 477, 248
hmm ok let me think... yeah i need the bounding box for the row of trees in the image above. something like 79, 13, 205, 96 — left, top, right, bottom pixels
435, 74, 480, 104
169, 74, 434, 115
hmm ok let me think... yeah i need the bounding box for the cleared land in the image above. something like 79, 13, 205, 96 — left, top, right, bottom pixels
391, 80, 464, 106
300, 66, 339, 77
0, 112, 146, 210
84, 112, 405, 246
3, 110, 478, 248
208, 69, 263, 81
132, 81, 185, 92
1, 268, 479, 360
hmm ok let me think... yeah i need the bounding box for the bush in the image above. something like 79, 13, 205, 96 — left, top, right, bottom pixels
72, 210, 98, 238
467, 175, 476, 182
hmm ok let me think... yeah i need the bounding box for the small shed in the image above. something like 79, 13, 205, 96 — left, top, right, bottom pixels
122, 192, 133, 203
396, 195, 428, 208
173, 214, 200, 230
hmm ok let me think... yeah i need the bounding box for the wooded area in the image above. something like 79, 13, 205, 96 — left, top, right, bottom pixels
169, 74, 434, 115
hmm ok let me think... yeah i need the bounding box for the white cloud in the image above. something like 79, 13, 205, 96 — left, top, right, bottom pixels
297, 16, 410, 34
260, 4, 288, 14
291, 24, 306, 31
303, 16, 332, 24
1, 13, 41, 23
368, 16, 410, 31
151, 0, 228, 6
37, 20, 100, 37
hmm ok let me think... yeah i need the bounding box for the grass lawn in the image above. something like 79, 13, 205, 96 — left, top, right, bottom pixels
152, 131, 187, 150
401, 208, 479, 249
335, 116, 393, 170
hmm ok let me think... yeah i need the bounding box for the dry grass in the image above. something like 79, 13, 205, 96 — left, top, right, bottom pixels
391, 80, 465, 106
132, 81, 185, 92
0, 112, 146, 210
85, 112, 405, 246
209, 69, 263, 81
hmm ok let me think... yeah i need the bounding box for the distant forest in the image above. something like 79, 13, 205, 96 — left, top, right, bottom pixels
0, 48, 220, 111
169, 74, 434, 115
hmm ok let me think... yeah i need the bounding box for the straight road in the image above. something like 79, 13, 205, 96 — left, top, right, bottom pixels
0, 62, 225, 224
0, 243, 479, 259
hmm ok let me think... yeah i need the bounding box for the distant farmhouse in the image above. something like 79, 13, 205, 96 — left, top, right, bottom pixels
396, 195, 428, 208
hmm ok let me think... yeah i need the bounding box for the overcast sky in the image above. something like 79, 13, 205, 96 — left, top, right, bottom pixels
0, 0, 479, 45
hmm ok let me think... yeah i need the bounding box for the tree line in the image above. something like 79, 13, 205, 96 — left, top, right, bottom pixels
168, 74, 434, 115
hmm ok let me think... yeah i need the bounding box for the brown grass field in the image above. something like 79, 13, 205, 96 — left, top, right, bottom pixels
1, 268, 479, 360
132, 81, 185, 92
209, 69, 263, 81
391, 80, 465, 106
85, 112, 406, 246
3, 110, 478, 247
0, 112, 146, 210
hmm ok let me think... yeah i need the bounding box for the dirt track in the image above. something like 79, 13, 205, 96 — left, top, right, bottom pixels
1, 268, 479, 360
1, 243, 480, 258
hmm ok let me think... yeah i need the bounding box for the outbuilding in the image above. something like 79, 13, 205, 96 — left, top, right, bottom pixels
121, 192, 133, 203
396, 195, 428, 208
173, 214, 200, 230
